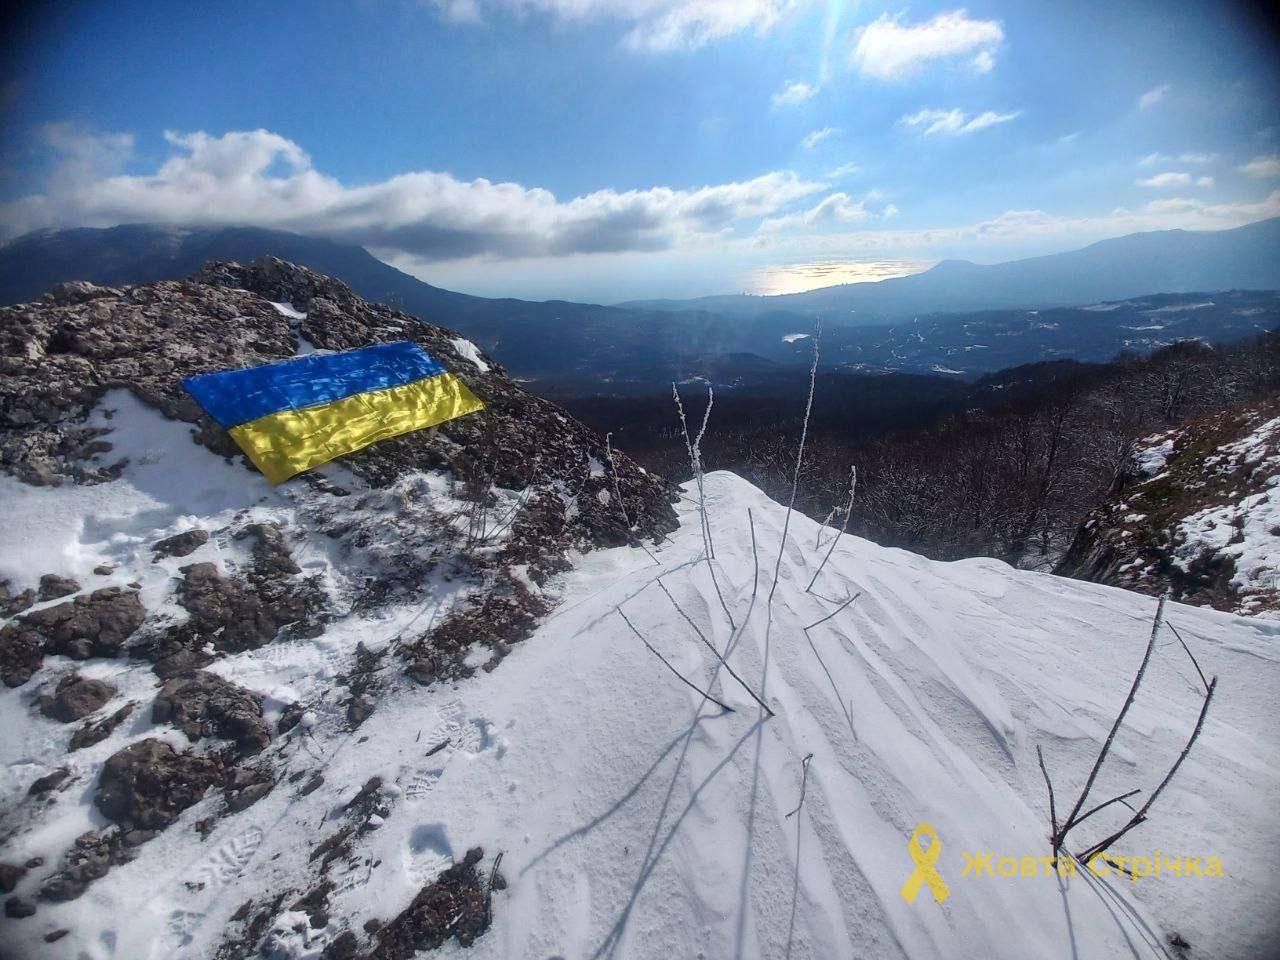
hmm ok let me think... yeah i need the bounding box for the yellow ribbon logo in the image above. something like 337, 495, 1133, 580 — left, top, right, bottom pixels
901, 823, 950, 904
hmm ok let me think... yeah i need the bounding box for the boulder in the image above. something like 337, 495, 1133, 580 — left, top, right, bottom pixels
152, 671, 270, 754
39, 673, 116, 722
37, 574, 80, 601
151, 529, 209, 559
94, 739, 223, 831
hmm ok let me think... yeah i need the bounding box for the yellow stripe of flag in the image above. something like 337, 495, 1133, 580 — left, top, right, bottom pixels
229, 371, 484, 484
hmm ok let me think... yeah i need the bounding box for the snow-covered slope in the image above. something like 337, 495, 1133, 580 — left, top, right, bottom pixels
3, 451, 1277, 957
1060, 396, 1280, 618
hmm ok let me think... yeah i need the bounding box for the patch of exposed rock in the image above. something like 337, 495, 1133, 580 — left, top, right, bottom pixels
0, 588, 145, 686
152, 671, 270, 754
371, 847, 494, 958
94, 738, 223, 831
39, 673, 116, 722
152, 528, 209, 559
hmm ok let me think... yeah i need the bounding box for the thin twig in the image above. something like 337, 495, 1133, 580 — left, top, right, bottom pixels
1078, 676, 1217, 861
1057, 595, 1166, 845
617, 607, 735, 713
606, 433, 658, 565
803, 592, 861, 633
1166, 621, 1209, 693
1036, 744, 1059, 850
672, 384, 734, 628
654, 579, 773, 717
807, 465, 856, 594
785, 753, 814, 819
1067, 788, 1142, 833
770, 318, 821, 606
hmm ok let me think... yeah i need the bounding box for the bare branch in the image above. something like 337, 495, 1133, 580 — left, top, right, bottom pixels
803, 591, 861, 633
655, 578, 773, 717
606, 433, 658, 565
1036, 744, 1059, 849
785, 753, 815, 819
769, 318, 821, 606
616, 607, 734, 714
1078, 675, 1217, 861
807, 464, 856, 593
1167, 621, 1210, 693
1057, 595, 1166, 844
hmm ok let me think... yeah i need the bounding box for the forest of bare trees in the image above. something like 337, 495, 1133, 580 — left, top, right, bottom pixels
561, 330, 1280, 567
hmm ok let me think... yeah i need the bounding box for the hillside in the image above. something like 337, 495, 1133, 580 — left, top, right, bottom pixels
0, 263, 1276, 959
622, 217, 1280, 320
1058, 396, 1280, 617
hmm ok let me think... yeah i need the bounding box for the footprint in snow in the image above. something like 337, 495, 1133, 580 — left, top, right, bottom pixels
404, 823, 453, 887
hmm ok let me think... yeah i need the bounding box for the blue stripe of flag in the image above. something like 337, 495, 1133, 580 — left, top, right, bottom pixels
182, 340, 446, 429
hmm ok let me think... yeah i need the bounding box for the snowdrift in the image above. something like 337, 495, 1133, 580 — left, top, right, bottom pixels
2, 429, 1277, 958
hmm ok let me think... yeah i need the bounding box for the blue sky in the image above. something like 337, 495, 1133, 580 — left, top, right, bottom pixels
1, 0, 1278, 301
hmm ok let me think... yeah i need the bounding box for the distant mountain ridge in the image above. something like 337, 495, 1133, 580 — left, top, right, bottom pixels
621, 217, 1280, 320
3, 219, 1278, 381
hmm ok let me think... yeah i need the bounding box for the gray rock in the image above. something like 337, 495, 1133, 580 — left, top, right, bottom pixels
5, 895, 35, 918
151, 529, 209, 559
94, 739, 223, 831
0, 861, 27, 893
39, 673, 116, 722
29, 768, 71, 795
152, 671, 270, 754
8, 587, 145, 664
37, 574, 80, 601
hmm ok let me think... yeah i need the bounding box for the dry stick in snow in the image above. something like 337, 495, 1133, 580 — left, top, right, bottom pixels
672, 384, 735, 629
806, 465, 857, 594
769, 319, 822, 607
606, 433, 658, 565
803, 591, 861, 633
617, 607, 734, 713
1166, 621, 1210, 692
1054, 595, 1167, 850
1077, 676, 1217, 862
1067, 788, 1141, 833
654, 578, 773, 717
785, 753, 815, 819
1036, 744, 1059, 846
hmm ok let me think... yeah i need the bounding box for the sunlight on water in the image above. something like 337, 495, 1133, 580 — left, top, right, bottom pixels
747, 259, 931, 296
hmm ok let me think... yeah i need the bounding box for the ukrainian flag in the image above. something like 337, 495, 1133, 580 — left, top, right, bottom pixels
182, 341, 484, 484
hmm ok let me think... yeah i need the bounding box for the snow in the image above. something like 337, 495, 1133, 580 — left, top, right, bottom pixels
450, 336, 490, 373
268, 301, 307, 320
3, 456, 1278, 959
782, 334, 809, 344
1143, 302, 1214, 314
1133, 433, 1175, 477
1172, 415, 1280, 614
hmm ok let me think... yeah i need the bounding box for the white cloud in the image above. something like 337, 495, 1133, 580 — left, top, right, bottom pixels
759, 190, 883, 232
1196, 176, 1214, 188
826, 162, 861, 179
1240, 154, 1280, 178
900, 107, 1020, 137
801, 126, 837, 150
1136, 171, 1192, 188
0, 127, 828, 260
427, 0, 799, 51
1138, 84, 1169, 109
772, 80, 817, 107
1139, 151, 1216, 166
851, 10, 1004, 81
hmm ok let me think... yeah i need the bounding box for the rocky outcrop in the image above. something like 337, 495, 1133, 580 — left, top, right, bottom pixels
1058, 396, 1280, 616
152, 529, 209, 559
152, 671, 270, 754
0, 588, 145, 686
94, 739, 223, 831
39, 673, 116, 722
